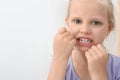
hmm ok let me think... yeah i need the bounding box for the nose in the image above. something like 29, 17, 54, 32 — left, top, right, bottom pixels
79, 24, 91, 34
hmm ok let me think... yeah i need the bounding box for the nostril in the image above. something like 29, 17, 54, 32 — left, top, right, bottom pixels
80, 30, 91, 34
79, 27, 91, 34
77, 38, 80, 41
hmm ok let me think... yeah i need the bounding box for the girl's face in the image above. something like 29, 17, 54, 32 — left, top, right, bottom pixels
66, 0, 112, 52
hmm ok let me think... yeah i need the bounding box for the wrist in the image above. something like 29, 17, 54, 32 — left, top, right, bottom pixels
48, 56, 68, 80
91, 72, 108, 80
53, 54, 70, 62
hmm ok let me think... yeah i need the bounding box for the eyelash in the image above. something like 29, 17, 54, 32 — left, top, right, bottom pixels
72, 19, 102, 26
91, 21, 102, 26
72, 19, 81, 24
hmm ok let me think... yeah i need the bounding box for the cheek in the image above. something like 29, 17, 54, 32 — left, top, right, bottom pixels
93, 29, 108, 43
68, 25, 79, 36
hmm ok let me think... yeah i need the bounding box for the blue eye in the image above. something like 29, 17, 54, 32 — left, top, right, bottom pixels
73, 19, 81, 24
92, 21, 101, 26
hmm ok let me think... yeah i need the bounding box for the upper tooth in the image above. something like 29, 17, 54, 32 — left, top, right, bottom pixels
79, 38, 91, 43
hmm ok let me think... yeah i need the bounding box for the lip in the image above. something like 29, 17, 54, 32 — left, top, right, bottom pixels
76, 37, 94, 47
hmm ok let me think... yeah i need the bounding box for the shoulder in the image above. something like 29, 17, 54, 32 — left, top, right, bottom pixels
109, 54, 120, 62
65, 57, 79, 80
108, 54, 120, 79
109, 54, 120, 67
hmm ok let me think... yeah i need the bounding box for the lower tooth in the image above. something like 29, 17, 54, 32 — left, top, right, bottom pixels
80, 40, 90, 43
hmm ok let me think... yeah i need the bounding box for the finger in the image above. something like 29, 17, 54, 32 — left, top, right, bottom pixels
70, 39, 76, 46
56, 27, 67, 36
65, 26, 74, 36
88, 48, 98, 57
61, 31, 71, 38
66, 35, 74, 40
85, 51, 92, 60
97, 44, 107, 54
91, 45, 103, 56
66, 26, 70, 31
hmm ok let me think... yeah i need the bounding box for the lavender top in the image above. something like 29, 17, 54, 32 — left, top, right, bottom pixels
65, 54, 120, 80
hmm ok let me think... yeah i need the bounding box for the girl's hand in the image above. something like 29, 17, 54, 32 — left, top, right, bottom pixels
85, 44, 108, 80
53, 27, 76, 61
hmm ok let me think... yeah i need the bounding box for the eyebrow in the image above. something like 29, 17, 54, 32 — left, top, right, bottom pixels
70, 17, 82, 20
90, 17, 105, 21
70, 16, 106, 22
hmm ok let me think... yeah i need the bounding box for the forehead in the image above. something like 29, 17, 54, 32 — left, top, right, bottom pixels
69, 0, 108, 18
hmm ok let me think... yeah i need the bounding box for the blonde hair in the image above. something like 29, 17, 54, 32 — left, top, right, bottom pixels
67, 0, 115, 30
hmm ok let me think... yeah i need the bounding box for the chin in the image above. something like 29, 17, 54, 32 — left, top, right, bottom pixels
75, 45, 91, 53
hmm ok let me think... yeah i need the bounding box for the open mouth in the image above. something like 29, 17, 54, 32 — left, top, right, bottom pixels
77, 37, 93, 43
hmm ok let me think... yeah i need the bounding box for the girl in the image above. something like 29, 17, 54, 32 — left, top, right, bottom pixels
48, 0, 120, 80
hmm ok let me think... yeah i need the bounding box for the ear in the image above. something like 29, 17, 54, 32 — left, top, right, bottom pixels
65, 17, 69, 28
65, 17, 70, 31
107, 25, 114, 36
65, 17, 69, 25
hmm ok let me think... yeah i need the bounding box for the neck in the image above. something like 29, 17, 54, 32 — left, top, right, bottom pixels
71, 48, 90, 80
72, 48, 87, 65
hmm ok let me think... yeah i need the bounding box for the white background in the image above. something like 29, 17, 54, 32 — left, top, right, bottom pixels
0, 0, 118, 80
